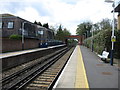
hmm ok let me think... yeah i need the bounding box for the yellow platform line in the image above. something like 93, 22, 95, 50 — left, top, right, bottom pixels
75, 46, 89, 89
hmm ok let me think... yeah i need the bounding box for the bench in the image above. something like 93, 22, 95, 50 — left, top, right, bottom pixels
98, 51, 109, 62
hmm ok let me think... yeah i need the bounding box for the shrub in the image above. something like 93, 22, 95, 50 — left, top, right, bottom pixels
84, 29, 120, 59
9, 34, 22, 40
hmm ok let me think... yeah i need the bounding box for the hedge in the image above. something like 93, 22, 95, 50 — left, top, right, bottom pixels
9, 34, 22, 40
84, 29, 120, 59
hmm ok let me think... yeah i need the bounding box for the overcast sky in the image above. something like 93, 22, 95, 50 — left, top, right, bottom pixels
0, 0, 119, 35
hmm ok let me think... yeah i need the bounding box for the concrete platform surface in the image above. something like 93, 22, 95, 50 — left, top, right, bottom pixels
53, 45, 119, 89
54, 45, 89, 89
80, 46, 119, 89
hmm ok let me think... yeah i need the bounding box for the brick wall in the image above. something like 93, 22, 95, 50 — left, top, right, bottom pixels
2, 38, 41, 52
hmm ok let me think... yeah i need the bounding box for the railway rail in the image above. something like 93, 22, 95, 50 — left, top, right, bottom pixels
25, 47, 74, 90
2, 46, 74, 90
2, 45, 65, 79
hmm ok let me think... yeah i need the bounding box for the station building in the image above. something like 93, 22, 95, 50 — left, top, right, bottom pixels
0, 14, 54, 40
0, 14, 55, 52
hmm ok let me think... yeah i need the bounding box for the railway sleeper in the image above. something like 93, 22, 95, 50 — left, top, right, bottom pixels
36, 78, 53, 82
50, 64, 64, 68
45, 70, 59, 73
39, 76, 55, 79
33, 81, 52, 84
47, 68, 60, 71
41, 74, 56, 77
32, 82, 51, 85
37, 76, 54, 79
29, 84, 49, 87
43, 72, 57, 75
26, 86, 47, 90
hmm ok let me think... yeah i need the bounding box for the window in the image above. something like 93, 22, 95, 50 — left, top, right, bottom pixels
38, 30, 43, 35
8, 22, 14, 28
0, 22, 2, 28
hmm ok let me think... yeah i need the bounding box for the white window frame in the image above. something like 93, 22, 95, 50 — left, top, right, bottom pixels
8, 21, 14, 29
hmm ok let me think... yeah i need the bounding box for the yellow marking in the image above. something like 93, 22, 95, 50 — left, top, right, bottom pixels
75, 46, 89, 89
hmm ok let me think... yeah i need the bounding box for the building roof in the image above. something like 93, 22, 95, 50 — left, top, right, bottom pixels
0, 13, 15, 17
0, 13, 32, 24
115, 3, 120, 12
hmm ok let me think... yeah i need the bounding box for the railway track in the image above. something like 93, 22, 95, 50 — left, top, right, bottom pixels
25, 47, 74, 90
2, 47, 74, 90
2, 47, 65, 79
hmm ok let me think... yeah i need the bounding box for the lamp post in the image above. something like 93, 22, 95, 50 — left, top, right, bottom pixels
91, 25, 94, 52
22, 22, 26, 50
105, 0, 115, 65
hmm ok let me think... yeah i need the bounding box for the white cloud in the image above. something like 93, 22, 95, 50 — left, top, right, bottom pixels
0, 0, 118, 35
15, 7, 53, 25
15, 7, 40, 22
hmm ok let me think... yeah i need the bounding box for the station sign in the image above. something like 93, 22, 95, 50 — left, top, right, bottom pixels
111, 36, 116, 42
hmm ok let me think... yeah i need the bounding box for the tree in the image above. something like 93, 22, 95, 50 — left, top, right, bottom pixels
55, 30, 64, 40
93, 23, 100, 31
34, 21, 42, 26
63, 28, 71, 36
99, 18, 112, 30
76, 21, 92, 38
38, 22, 42, 26
58, 24, 63, 31
55, 25, 71, 41
43, 23, 49, 29
34, 20, 37, 24
92, 18, 113, 35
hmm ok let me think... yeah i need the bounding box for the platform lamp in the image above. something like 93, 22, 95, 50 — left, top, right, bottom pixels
22, 22, 26, 50
105, 0, 115, 65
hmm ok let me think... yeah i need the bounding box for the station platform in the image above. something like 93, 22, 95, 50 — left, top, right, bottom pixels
1, 44, 67, 71
0, 44, 65, 59
54, 45, 119, 89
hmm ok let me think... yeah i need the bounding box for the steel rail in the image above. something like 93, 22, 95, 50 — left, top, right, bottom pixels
2, 47, 69, 90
